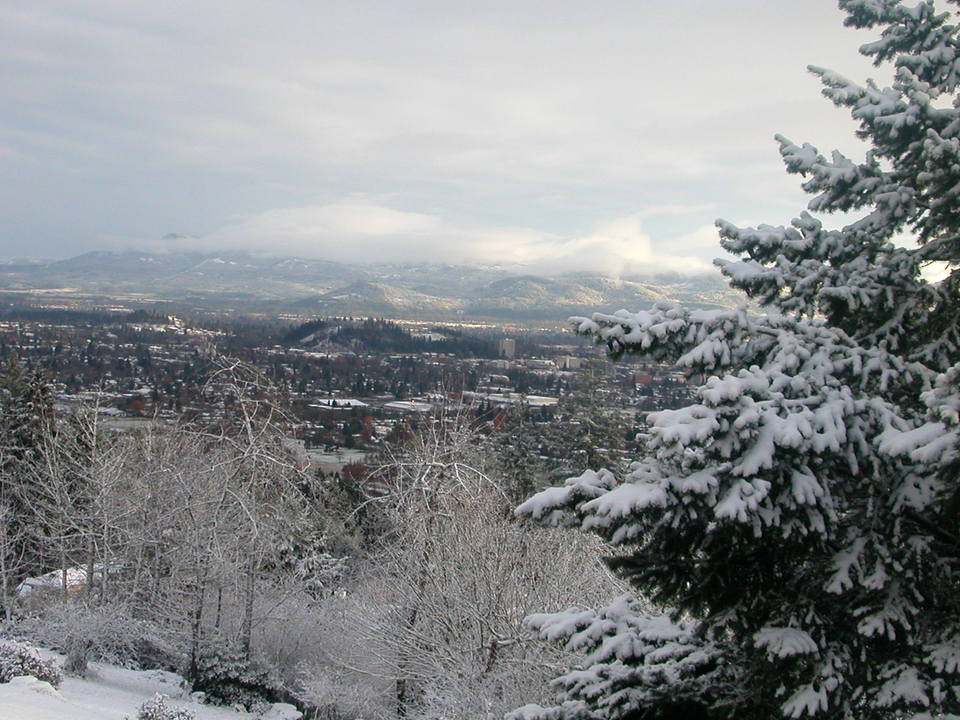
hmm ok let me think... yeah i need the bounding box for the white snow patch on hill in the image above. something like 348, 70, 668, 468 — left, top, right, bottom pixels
0, 652, 300, 720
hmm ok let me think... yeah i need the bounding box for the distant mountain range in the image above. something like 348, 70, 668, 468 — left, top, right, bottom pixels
0, 250, 747, 323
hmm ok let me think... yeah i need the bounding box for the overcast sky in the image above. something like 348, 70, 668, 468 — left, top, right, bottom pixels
1, 1, 882, 274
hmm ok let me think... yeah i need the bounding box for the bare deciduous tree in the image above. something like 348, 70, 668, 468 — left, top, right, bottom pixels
331, 412, 623, 720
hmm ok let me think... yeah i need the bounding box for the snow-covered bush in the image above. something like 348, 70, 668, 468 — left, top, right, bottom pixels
16, 603, 177, 676
296, 660, 388, 720
133, 693, 195, 720
190, 648, 283, 710
0, 640, 62, 687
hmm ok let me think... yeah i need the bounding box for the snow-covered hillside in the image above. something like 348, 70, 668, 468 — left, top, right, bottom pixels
0, 651, 300, 720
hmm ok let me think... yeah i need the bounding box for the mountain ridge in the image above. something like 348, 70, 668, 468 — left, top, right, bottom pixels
0, 250, 746, 322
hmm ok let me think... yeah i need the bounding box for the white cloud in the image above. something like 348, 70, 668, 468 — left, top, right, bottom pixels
145, 199, 725, 275
542, 216, 722, 276
0, 0, 880, 260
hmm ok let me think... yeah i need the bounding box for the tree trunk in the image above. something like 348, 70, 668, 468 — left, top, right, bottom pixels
213, 585, 223, 633
85, 538, 96, 603
188, 572, 207, 682
61, 554, 69, 605
0, 522, 10, 622
240, 554, 256, 661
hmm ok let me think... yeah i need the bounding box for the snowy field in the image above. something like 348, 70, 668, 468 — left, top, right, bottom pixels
0, 650, 300, 720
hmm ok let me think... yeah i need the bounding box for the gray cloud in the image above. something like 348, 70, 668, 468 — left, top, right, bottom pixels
1, 1, 880, 268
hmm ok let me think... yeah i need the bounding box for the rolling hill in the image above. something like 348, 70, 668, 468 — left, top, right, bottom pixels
0, 250, 747, 322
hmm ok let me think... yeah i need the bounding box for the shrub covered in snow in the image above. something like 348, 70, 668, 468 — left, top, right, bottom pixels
16, 603, 177, 676
0, 640, 62, 687
134, 693, 195, 720
190, 649, 282, 710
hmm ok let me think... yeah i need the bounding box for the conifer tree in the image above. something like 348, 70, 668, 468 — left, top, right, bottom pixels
553, 362, 626, 476
490, 404, 546, 503
0, 354, 54, 463
0, 354, 56, 590
514, 3, 960, 719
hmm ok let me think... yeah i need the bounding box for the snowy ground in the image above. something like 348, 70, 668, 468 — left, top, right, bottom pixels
0, 651, 300, 720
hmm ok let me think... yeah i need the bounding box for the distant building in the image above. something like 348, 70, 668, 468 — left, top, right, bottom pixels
383, 400, 433, 413
498, 338, 516, 358
462, 391, 558, 408
558, 356, 582, 370
310, 398, 369, 409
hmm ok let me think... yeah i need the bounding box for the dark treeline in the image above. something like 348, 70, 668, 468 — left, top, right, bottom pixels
281, 317, 499, 357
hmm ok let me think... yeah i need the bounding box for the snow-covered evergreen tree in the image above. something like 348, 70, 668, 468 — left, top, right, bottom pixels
513, 3, 960, 719
0, 355, 56, 591
550, 362, 627, 479
490, 405, 547, 503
